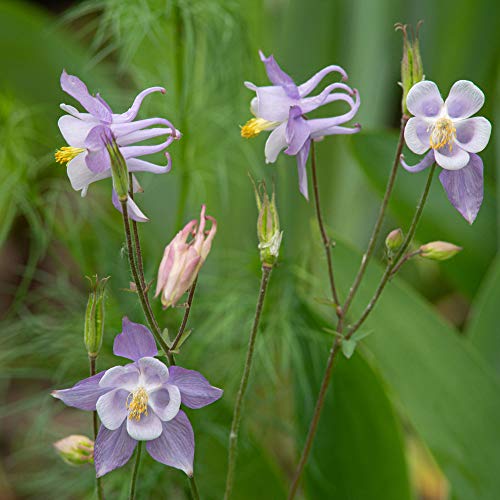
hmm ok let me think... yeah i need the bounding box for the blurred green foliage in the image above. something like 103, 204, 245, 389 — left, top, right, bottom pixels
0, 0, 498, 499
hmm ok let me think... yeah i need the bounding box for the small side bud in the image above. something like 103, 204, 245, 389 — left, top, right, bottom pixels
54, 435, 94, 466
252, 178, 282, 267
84, 275, 109, 358
104, 128, 129, 200
396, 22, 424, 116
420, 241, 462, 261
385, 228, 404, 253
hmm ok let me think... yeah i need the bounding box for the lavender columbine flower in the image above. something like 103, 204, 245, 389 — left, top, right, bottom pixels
242, 51, 361, 198
401, 80, 492, 223
52, 317, 222, 477
55, 71, 180, 221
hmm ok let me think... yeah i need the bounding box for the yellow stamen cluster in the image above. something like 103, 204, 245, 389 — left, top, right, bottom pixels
429, 118, 456, 151
55, 146, 85, 165
240, 117, 277, 139
127, 387, 149, 421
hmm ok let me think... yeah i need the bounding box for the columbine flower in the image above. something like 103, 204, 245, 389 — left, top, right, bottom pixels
52, 317, 222, 477
155, 205, 217, 308
401, 80, 492, 223
242, 51, 361, 198
55, 71, 180, 221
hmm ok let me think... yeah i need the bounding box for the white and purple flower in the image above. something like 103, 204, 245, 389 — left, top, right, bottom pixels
55, 71, 181, 221
401, 80, 492, 224
242, 51, 361, 199
52, 317, 222, 478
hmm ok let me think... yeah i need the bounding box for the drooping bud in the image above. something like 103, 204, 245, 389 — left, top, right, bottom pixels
53, 435, 94, 466
84, 275, 109, 358
419, 241, 462, 261
155, 205, 217, 308
252, 178, 282, 267
396, 22, 424, 116
385, 228, 404, 253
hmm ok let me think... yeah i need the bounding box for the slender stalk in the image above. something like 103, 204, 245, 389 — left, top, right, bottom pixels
90, 356, 104, 500
120, 200, 172, 360
168, 276, 198, 358
224, 265, 273, 500
288, 163, 436, 499
389, 249, 422, 277
128, 174, 146, 289
348, 163, 436, 336
342, 116, 408, 317
189, 476, 200, 500
310, 142, 341, 313
128, 442, 142, 500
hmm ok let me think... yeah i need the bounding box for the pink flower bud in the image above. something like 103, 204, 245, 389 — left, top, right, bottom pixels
155, 205, 217, 308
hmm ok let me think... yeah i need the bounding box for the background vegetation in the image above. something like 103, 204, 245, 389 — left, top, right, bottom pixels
0, 0, 498, 498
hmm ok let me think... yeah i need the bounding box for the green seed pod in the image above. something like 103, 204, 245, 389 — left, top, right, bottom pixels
84, 275, 109, 359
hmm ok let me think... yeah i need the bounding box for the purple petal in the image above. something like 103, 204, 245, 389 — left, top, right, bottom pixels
60, 70, 112, 123
285, 106, 310, 156
404, 117, 431, 154
299, 83, 353, 114
137, 357, 169, 389
445, 80, 485, 120
314, 124, 361, 136
52, 371, 109, 411
406, 81, 443, 118
259, 51, 299, 99
296, 140, 311, 200
146, 411, 194, 476
84, 125, 113, 174
434, 144, 470, 171
96, 388, 129, 430
113, 87, 166, 123
94, 422, 137, 477
58, 115, 98, 148
264, 123, 287, 163
169, 366, 223, 409
127, 154, 172, 175
99, 364, 139, 390
113, 317, 158, 361
149, 384, 181, 420
439, 153, 483, 224
298, 65, 348, 96
400, 150, 435, 173
126, 409, 163, 441
112, 117, 178, 138
112, 191, 150, 223
67, 154, 109, 194
121, 138, 174, 159
455, 117, 492, 153
117, 127, 173, 147
254, 86, 295, 122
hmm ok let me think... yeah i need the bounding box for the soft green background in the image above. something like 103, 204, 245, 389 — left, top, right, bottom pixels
0, 0, 498, 499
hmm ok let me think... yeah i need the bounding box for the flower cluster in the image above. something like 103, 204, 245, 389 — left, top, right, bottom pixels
53, 318, 222, 477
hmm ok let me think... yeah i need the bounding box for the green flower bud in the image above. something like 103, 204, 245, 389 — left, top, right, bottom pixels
420, 241, 462, 261
385, 228, 404, 253
396, 22, 424, 116
252, 178, 282, 267
53, 435, 94, 466
105, 132, 129, 201
84, 275, 109, 358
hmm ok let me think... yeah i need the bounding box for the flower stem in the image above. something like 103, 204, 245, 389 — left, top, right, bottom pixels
310, 142, 341, 314
389, 249, 422, 278
89, 356, 104, 500
120, 200, 172, 361
224, 264, 273, 500
128, 442, 142, 500
348, 163, 436, 336
168, 276, 198, 361
189, 476, 200, 500
342, 116, 408, 318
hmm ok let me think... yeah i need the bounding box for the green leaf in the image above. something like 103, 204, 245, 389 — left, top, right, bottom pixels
319, 238, 500, 500
295, 308, 413, 500
349, 131, 496, 296
467, 255, 500, 374
341, 338, 357, 359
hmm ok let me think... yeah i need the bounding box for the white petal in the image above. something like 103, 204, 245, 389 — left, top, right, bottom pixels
126, 410, 163, 441
434, 144, 470, 170
404, 117, 431, 154
149, 384, 181, 421
66, 154, 110, 193
406, 81, 443, 118
96, 389, 129, 430
58, 115, 99, 148
99, 364, 140, 391
137, 357, 170, 390
455, 117, 492, 153
445, 80, 485, 119
264, 122, 287, 163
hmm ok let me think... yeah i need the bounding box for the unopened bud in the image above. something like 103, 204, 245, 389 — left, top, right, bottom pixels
396, 22, 424, 116
105, 129, 129, 200
385, 228, 404, 253
252, 178, 282, 266
84, 275, 109, 358
420, 241, 462, 261
54, 435, 94, 466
